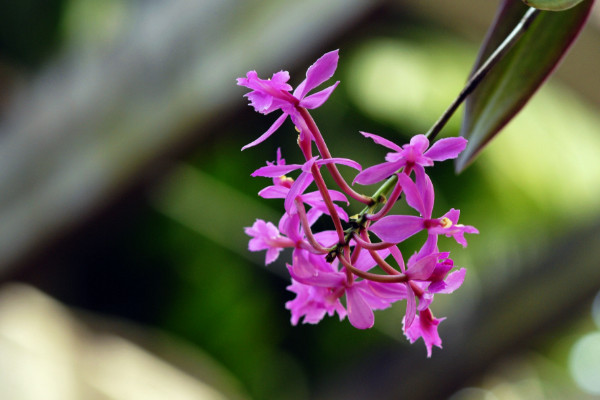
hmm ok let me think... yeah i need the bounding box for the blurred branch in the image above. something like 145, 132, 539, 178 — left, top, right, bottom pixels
0, 283, 249, 400
0, 0, 383, 275
315, 219, 600, 400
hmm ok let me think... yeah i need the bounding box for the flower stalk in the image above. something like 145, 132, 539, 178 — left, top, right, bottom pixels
234, 13, 548, 352
425, 6, 541, 141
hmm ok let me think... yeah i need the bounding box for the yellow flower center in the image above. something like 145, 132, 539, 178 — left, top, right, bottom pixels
279, 175, 294, 187
440, 217, 453, 228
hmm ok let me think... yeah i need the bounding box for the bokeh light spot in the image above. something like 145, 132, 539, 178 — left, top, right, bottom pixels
568, 332, 600, 395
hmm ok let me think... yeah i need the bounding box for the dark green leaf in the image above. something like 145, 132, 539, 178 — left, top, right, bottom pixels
522, 0, 586, 10
456, 0, 594, 172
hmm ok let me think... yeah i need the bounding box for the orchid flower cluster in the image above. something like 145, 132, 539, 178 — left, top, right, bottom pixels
238, 50, 478, 357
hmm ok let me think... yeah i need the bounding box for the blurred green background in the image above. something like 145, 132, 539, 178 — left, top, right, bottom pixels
0, 1, 599, 399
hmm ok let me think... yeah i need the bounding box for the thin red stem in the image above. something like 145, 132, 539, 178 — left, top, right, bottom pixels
308, 163, 345, 243
350, 242, 362, 264
367, 173, 404, 221
338, 250, 408, 283
294, 199, 332, 254
351, 232, 394, 251
357, 231, 401, 276
298, 107, 372, 205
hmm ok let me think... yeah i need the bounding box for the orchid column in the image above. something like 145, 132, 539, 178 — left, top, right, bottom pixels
238, 50, 477, 357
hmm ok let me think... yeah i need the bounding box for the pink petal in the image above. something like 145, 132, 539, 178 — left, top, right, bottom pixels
360, 131, 404, 152
353, 248, 391, 272
416, 235, 439, 260
284, 171, 313, 214
270, 70, 293, 87
396, 173, 428, 217
237, 70, 292, 92
353, 161, 403, 185
406, 253, 438, 280
299, 156, 319, 173
300, 82, 339, 109
428, 258, 454, 282
370, 215, 424, 243
313, 230, 339, 247
287, 264, 345, 287
442, 208, 461, 224
430, 268, 466, 294
278, 213, 302, 242
367, 281, 408, 299
417, 292, 434, 311
414, 167, 434, 218
285, 280, 347, 325
404, 310, 444, 358
305, 208, 323, 227
389, 245, 406, 272
408, 135, 430, 153
251, 163, 301, 177
238, 70, 293, 113
356, 283, 394, 310
241, 112, 288, 150
346, 286, 374, 329
424, 137, 467, 161
265, 247, 282, 264
303, 189, 348, 205
293, 50, 339, 99
404, 284, 416, 328
258, 185, 287, 199
275, 148, 285, 165
244, 91, 275, 113
315, 156, 362, 171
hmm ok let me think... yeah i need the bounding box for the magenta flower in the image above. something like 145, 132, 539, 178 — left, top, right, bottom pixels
370, 171, 478, 246
405, 248, 467, 314
264, 148, 295, 188
237, 50, 340, 150
245, 219, 295, 264
239, 49, 478, 355
252, 156, 360, 219
354, 132, 467, 185
403, 308, 445, 358
286, 280, 347, 325
286, 247, 397, 329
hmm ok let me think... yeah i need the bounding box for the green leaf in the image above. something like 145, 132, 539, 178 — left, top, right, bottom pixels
522, 0, 586, 10
456, 0, 594, 172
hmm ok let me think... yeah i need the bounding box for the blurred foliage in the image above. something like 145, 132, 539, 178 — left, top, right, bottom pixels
0, 0, 65, 66
457, 0, 594, 172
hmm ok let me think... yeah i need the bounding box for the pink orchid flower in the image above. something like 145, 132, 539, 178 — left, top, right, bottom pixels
237, 50, 340, 150
403, 307, 445, 358
354, 132, 467, 185
370, 170, 478, 246
286, 247, 398, 329
245, 219, 295, 265
252, 155, 360, 219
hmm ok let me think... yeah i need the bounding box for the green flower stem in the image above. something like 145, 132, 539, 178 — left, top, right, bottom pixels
425, 6, 541, 141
